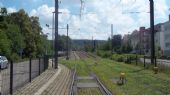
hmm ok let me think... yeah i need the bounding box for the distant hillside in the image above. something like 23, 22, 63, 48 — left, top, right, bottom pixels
71, 39, 106, 50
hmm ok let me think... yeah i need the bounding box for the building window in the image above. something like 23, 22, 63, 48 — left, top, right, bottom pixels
165, 34, 170, 40
165, 43, 170, 48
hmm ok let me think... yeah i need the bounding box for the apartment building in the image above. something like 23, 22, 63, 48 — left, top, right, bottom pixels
155, 20, 170, 56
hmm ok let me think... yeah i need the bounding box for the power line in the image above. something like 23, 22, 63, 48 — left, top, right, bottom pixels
121, 0, 150, 14
122, 11, 150, 14
80, 0, 85, 20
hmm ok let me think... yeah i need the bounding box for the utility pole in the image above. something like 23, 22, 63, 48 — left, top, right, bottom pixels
149, 0, 155, 66
66, 24, 69, 60
54, 0, 58, 69
92, 36, 94, 52
52, 12, 55, 66
111, 24, 113, 54
93, 39, 96, 52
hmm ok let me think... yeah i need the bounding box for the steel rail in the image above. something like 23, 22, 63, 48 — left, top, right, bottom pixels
76, 51, 113, 95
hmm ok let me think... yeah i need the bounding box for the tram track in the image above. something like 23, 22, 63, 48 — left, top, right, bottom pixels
70, 51, 113, 95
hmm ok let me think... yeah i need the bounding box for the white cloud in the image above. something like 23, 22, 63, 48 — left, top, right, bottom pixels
155, 0, 168, 20
30, 0, 169, 40
30, 4, 72, 39
30, 9, 37, 16
7, 7, 17, 13
72, 0, 168, 39
30, 5, 54, 24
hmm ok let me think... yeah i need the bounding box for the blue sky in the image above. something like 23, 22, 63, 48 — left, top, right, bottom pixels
0, 0, 170, 40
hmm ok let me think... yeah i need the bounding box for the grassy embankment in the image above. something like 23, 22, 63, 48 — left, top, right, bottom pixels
60, 57, 170, 95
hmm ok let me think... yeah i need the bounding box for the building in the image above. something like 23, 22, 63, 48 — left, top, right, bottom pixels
122, 34, 130, 44
139, 27, 150, 54
125, 15, 170, 56
129, 25, 161, 55
155, 19, 170, 56
130, 30, 139, 51
129, 27, 150, 54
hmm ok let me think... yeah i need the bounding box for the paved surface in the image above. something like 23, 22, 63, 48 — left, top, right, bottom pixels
14, 63, 71, 95
76, 76, 99, 88
41, 64, 71, 95
77, 83, 99, 88
140, 58, 170, 66
0, 59, 44, 95
34, 65, 61, 95
77, 76, 94, 80
0, 70, 2, 93
14, 67, 57, 95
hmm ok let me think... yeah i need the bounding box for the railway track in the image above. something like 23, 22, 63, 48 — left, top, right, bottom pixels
70, 51, 113, 95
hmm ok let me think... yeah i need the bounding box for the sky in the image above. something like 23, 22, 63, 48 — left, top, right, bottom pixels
0, 0, 170, 40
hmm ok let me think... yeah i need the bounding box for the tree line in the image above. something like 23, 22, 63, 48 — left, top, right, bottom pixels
0, 8, 70, 61
99, 34, 132, 53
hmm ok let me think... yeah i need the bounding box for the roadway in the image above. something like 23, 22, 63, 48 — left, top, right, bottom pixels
139, 58, 170, 66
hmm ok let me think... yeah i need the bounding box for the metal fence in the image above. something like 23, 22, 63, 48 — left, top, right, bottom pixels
124, 55, 170, 74
0, 56, 49, 95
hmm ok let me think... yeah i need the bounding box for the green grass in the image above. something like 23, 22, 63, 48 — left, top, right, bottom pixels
126, 58, 170, 75
60, 58, 170, 95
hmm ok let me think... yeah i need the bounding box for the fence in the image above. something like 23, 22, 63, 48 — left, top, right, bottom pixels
124, 55, 170, 74
0, 56, 49, 95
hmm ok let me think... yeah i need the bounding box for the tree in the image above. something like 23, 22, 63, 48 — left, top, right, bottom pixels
0, 8, 7, 16
0, 30, 11, 58
6, 24, 25, 56
112, 34, 122, 52
121, 42, 132, 53
0, 8, 72, 60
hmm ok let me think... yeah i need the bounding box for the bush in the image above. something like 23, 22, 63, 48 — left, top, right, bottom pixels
111, 54, 124, 62
111, 54, 143, 63
10, 53, 20, 62
97, 50, 111, 58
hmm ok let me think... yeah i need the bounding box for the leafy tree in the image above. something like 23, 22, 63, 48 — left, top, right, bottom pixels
99, 38, 111, 51
121, 42, 132, 53
112, 35, 122, 52
0, 30, 11, 58
6, 24, 25, 56
0, 8, 7, 16
0, 8, 73, 60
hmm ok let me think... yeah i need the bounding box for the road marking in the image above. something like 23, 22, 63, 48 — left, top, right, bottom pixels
34, 66, 61, 95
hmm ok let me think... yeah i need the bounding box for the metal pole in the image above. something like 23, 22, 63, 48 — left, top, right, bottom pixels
10, 61, 13, 95
111, 24, 113, 54
39, 57, 41, 75
29, 58, 32, 82
92, 36, 93, 52
136, 54, 138, 65
144, 56, 146, 67
66, 24, 69, 60
46, 37, 48, 55
155, 56, 157, 67
52, 12, 55, 67
149, 0, 155, 66
94, 39, 96, 52
55, 0, 58, 69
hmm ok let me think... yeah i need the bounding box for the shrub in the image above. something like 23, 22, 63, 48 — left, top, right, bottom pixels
11, 53, 20, 62
97, 50, 111, 58
111, 54, 143, 63
111, 54, 124, 62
